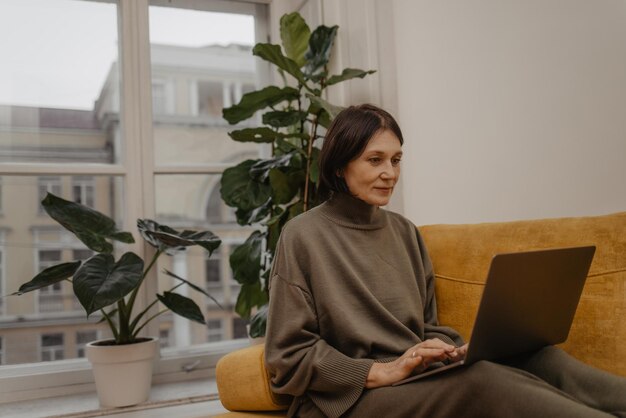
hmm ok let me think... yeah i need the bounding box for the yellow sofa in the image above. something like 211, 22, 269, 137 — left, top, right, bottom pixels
215, 211, 626, 417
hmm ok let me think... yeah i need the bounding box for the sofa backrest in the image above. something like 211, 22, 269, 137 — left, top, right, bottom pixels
419, 211, 626, 377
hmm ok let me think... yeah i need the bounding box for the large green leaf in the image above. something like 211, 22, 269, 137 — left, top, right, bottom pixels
253, 43, 307, 85
235, 281, 268, 319
157, 291, 205, 324
235, 201, 271, 226
230, 230, 264, 286
138, 219, 221, 256
220, 160, 272, 211
304, 25, 338, 76
73, 252, 144, 316
42, 193, 134, 253
309, 147, 321, 184
163, 269, 223, 309
250, 153, 295, 181
262, 110, 308, 128
280, 12, 311, 67
269, 168, 298, 204
14, 261, 81, 295
326, 68, 377, 86
307, 94, 344, 120
228, 127, 280, 143
249, 304, 268, 338
223, 86, 300, 125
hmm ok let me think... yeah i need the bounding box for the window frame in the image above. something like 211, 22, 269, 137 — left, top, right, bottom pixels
0, 0, 270, 403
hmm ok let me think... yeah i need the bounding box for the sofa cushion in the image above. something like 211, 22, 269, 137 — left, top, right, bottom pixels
419, 211, 626, 377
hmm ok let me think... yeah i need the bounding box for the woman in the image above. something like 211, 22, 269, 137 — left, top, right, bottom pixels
264, 104, 626, 418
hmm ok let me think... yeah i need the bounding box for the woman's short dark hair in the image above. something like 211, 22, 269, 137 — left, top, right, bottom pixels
319, 103, 404, 194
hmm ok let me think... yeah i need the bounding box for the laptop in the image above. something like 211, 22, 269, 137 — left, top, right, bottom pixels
392, 245, 596, 386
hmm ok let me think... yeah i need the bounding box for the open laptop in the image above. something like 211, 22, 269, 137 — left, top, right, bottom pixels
392, 245, 596, 386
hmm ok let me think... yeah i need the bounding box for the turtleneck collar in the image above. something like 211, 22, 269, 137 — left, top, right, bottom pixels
319, 192, 387, 230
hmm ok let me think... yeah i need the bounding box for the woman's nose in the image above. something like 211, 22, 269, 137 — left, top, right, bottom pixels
380, 162, 397, 180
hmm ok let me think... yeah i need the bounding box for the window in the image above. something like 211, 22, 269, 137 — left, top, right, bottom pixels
37, 250, 64, 313
41, 333, 64, 362
71, 176, 95, 208
0, 336, 3, 365
205, 247, 221, 288
233, 317, 248, 340
0, 0, 267, 399
37, 177, 61, 214
159, 328, 171, 349
207, 319, 223, 343
76, 330, 98, 358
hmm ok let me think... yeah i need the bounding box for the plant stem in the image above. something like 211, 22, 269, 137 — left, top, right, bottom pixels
125, 249, 162, 323
100, 308, 119, 341
132, 309, 169, 338
117, 299, 130, 343
303, 116, 319, 212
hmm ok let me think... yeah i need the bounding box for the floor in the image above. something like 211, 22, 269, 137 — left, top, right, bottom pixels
0, 379, 229, 418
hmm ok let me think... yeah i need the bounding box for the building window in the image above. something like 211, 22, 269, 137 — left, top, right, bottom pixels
41, 333, 64, 362
37, 177, 61, 214
71, 176, 94, 208
72, 249, 94, 261
233, 317, 248, 340
197, 81, 223, 117
38, 250, 63, 312
205, 247, 221, 288
0, 336, 4, 365
207, 319, 223, 343
159, 328, 171, 349
76, 330, 98, 358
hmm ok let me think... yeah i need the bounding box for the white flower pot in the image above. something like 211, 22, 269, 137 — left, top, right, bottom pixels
86, 337, 159, 408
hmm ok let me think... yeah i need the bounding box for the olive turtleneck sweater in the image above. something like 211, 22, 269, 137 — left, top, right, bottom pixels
264, 193, 464, 418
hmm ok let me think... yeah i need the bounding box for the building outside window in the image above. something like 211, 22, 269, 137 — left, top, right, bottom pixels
37, 250, 64, 313
207, 319, 223, 343
71, 176, 95, 208
41, 333, 64, 362
0, 336, 3, 365
0, 0, 267, 398
37, 177, 61, 214
76, 330, 98, 358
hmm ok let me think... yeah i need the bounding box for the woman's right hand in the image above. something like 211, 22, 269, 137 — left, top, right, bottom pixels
365, 339, 457, 388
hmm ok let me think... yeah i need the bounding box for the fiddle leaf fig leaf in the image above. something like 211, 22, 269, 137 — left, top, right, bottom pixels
157, 291, 205, 324
13, 261, 81, 295
280, 12, 311, 67
253, 43, 307, 85
235, 281, 268, 319
304, 25, 338, 76
269, 168, 298, 204
326, 68, 377, 86
137, 219, 221, 255
42, 193, 134, 254
230, 230, 264, 286
221, 160, 272, 211
223, 86, 300, 124
73, 252, 144, 316
250, 153, 295, 181
235, 201, 271, 226
262, 110, 308, 128
306, 94, 344, 120
249, 304, 269, 338
228, 127, 280, 143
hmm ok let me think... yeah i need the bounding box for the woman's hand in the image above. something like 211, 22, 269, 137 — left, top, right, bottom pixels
365, 339, 458, 389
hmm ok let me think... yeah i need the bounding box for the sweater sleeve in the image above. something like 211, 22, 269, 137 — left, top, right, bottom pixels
415, 229, 465, 347
264, 232, 374, 418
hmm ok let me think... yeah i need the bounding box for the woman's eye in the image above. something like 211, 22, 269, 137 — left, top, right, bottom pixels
392, 158, 402, 166
368, 157, 381, 164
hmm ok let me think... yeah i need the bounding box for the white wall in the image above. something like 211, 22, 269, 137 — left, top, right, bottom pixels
392, 0, 626, 225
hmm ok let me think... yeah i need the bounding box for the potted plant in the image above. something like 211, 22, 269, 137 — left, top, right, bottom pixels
12, 193, 222, 407
220, 12, 376, 337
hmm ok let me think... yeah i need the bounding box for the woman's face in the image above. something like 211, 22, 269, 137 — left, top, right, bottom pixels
342, 129, 402, 206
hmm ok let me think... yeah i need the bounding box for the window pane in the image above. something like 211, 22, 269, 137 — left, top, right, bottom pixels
0, 175, 126, 365
0, 0, 121, 164
154, 174, 252, 346
148, 4, 261, 165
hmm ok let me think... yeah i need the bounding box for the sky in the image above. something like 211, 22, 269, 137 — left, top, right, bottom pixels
0, 0, 255, 110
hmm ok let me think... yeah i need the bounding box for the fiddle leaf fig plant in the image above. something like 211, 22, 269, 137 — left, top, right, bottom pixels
221, 12, 376, 337
13, 193, 222, 345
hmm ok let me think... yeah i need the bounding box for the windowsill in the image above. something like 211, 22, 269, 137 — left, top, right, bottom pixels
0, 378, 230, 418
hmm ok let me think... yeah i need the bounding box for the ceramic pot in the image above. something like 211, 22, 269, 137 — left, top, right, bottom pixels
85, 337, 159, 407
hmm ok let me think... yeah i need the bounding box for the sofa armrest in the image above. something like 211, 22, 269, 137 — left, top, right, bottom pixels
216, 344, 291, 412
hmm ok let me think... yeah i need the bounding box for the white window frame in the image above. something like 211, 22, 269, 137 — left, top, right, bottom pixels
0, 0, 271, 403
